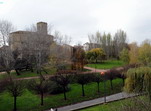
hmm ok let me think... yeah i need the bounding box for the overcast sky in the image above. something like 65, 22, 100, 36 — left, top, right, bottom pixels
0, 0, 151, 45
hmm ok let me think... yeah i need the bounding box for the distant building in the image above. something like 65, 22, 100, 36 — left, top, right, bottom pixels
9, 22, 53, 51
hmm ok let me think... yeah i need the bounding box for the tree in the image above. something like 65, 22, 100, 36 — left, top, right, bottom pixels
124, 67, 151, 101
49, 30, 72, 71
0, 46, 14, 75
28, 79, 49, 105
7, 79, 25, 111
76, 74, 92, 96
86, 48, 105, 63
106, 33, 112, 58
0, 76, 10, 93
87, 30, 127, 59
120, 48, 130, 64
50, 74, 71, 100
93, 73, 103, 93
0, 20, 14, 46
71, 46, 85, 70
113, 30, 127, 59
129, 42, 139, 64
25, 23, 53, 78
138, 40, 151, 65
0, 20, 15, 76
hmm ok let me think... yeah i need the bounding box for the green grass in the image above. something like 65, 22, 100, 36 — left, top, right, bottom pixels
0, 78, 123, 111
86, 60, 126, 69
78, 96, 148, 111
78, 99, 129, 111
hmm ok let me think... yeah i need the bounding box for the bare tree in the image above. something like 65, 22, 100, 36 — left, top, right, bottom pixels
113, 29, 127, 59
0, 20, 15, 46
0, 45, 14, 75
49, 30, 72, 71
87, 30, 127, 59
25, 23, 53, 78
0, 20, 15, 76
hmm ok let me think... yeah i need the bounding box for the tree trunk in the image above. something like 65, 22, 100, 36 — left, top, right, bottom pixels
96, 59, 97, 63
15, 69, 20, 75
14, 96, 17, 111
110, 80, 113, 90
82, 84, 85, 96
63, 86, 67, 100
97, 82, 100, 93
41, 92, 44, 105
122, 78, 125, 86
31, 66, 34, 72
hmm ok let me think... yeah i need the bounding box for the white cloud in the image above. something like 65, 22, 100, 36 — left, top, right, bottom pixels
0, 0, 151, 45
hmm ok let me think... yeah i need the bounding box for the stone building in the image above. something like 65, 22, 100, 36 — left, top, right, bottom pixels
9, 22, 53, 51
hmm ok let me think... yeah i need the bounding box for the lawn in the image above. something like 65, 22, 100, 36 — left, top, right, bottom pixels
78, 96, 148, 111
0, 78, 123, 111
0, 68, 56, 79
86, 60, 126, 69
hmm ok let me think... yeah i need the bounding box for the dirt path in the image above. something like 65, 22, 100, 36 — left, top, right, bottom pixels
84, 66, 109, 73
84, 66, 124, 73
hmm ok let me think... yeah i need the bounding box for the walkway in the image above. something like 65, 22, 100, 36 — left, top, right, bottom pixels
54, 92, 136, 111
84, 66, 108, 73
84, 66, 124, 73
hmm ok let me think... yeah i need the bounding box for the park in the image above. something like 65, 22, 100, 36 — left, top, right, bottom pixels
1, 1, 151, 110
0, 20, 151, 111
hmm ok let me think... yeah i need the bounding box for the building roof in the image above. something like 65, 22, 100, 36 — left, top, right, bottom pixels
37, 22, 47, 24
10, 31, 34, 35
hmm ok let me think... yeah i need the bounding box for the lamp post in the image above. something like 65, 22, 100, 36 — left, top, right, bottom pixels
101, 71, 106, 103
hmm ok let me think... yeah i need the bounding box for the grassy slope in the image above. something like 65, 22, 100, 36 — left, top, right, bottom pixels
86, 60, 125, 69
0, 78, 123, 111
79, 99, 129, 111
79, 96, 148, 111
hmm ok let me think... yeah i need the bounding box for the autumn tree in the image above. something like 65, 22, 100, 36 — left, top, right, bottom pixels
129, 42, 139, 64
120, 48, 130, 64
86, 48, 105, 63
71, 46, 85, 70
124, 67, 151, 101
138, 40, 151, 65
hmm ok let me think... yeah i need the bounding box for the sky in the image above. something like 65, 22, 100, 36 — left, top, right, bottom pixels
0, 0, 151, 45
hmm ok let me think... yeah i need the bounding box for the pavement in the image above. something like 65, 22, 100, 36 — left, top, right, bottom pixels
47, 92, 136, 111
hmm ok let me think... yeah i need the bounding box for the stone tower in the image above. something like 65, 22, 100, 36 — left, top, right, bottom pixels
37, 22, 47, 34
